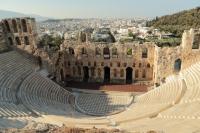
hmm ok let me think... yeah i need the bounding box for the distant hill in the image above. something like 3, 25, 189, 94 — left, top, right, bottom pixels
147, 7, 200, 37
0, 10, 51, 22
42, 18, 84, 23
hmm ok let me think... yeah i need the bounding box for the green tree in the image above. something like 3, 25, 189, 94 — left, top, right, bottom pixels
39, 34, 63, 49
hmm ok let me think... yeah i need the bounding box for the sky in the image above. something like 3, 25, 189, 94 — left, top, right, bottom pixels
0, 0, 199, 19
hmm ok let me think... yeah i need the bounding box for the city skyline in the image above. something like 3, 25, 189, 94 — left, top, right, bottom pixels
0, 0, 199, 19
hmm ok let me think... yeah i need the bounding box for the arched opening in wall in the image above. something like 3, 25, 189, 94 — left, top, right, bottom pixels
104, 67, 110, 83
8, 37, 13, 45
95, 47, 101, 56
127, 48, 132, 56
112, 47, 118, 57
103, 47, 110, 59
142, 48, 148, 58
83, 66, 89, 82
21, 19, 27, 32
81, 47, 87, 55
135, 70, 139, 78
120, 69, 124, 78
69, 47, 74, 55
4, 20, 11, 32
192, 34, 200, 49
113, 69, 117, 77
133, 62, 136, 67
15, 37, 21, 45
126, 67, 133, 84
98, 68, 101, 77
38, 56, 42, 67
78, 66, 81, 76
12, 19, 18, 33
142, 69, 146, 78
94, 61, 96, 67
60, 69, 64, 81
139, 63, 142, 68
117, 62, 121, 67
174, 59, 182, 72
24, 36, 30, 45
91, 67, 95, 77
80, 32, 86, 42
147, 63, 150, 68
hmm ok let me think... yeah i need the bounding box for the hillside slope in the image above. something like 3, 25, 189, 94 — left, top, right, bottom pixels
0, 10, 50, 22
147, 7, 200, 37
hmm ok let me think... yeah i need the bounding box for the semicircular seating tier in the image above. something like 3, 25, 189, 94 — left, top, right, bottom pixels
19, 73, 74, 116
75, 93, 133, 116
0, 51, 37, 118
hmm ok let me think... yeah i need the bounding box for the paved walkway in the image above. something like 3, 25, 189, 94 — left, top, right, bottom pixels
66, 81, 148, 92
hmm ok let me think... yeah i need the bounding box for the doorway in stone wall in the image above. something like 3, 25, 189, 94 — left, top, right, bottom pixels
83, 66, 89, 82
126, 67, 133, 84
60, 69, 64, 81
104, 67, 110, 83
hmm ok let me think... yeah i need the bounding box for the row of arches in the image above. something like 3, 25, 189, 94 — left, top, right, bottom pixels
61, 66, 148, 84
3, 19, 28, 33
66, 60, 151, 69
81, 67, 142, 83
68, 47, 148, 58
7, 36, 30, 46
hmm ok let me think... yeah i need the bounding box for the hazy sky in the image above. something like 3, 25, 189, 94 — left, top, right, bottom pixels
0, 0, 199, 18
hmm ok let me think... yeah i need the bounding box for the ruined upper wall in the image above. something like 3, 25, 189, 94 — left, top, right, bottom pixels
1, 17, 38, 54
153, 28, 200, 85
0, 22, 9, 53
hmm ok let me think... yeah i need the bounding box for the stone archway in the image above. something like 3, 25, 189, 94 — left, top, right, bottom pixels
126, 67, 133, 84
12, 19, 18, 33
174, 59, 181, 72
60, 69, 64, 81
8, 37, 13, 45
21, 19, 27, 32
104, 67, 110, 83
83, 66, 89, 82
103, 47, 110, 59
15, 37, 21, 45
24, 36, 30, 45
4, 20, 11, 32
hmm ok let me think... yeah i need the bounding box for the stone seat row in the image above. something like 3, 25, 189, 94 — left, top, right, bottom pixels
158, 101, 200, 120
0, 102, 31, 118
180, 63, 200, 102
20, 73, 70, 103
110, 78, 185, 122
19, 73, 74, 115
135, 78, 183, 104
153, 62, 200, 120
0, 51, 37, 74
75, 93, 133, 116
0, 62, 34, 103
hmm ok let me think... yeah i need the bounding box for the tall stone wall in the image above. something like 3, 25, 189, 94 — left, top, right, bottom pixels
153, 46, 182, 84
55, 29, 200, 86
55, 41, 155, 84
154, 29, 200, 85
